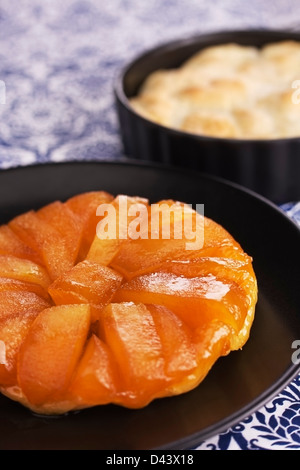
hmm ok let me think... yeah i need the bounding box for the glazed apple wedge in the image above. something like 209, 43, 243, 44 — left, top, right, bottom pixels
86, 194, 149, 266
114, 273, 244, 335
0, 292, 51, 386
0, 255, 50, 289
98, 302, 167, 407
0, 225, 40, 263
16, 305, 91, 412
9, 211, 79, 280
68, 334, 118, 406
0, 288, 50, 387
48, 261, 123, 322
66, 191, 114, 259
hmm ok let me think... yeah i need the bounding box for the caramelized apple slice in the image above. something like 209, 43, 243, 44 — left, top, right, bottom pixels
157, 251, 255, 294
148, 199, 201, 240
202, 216, 241, 248
68, 334, 118, 406
184, 243, 253, 262
114, 272, 247, 334
9, 211, 77, 280
48, 261, 123, 322
37, 201, 82, 266
87, 238, 124, 266
110, 238, 195, 280
87, 195, 149, 266
192, 319, 231, 386
66, 191, 114, 259
0, 225, 40, 263
109, 200, 191, 279
0, 291, 50, 322
110, 202, 241, 280
99, 302, 165, 407
0, 255, 50, 290
0, 253, 51, 303
155, 247, 257, 350
0, 311, 41, 385
9, 210, 52, 253
147, 304, 197, 382
18, 304, 91, 406
0, 278, 50, 300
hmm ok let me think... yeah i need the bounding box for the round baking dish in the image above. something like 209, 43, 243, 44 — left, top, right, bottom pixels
115, 30, 300, 204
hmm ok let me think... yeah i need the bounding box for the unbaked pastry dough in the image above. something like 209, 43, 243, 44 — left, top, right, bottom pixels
130, 41, 300, 139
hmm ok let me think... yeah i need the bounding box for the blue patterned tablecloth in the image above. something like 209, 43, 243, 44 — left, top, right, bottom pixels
0, 0, 300, 450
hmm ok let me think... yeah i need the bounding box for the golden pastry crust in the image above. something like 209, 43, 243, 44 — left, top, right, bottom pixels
130, 41, 300, 139
180, 112, 238, 138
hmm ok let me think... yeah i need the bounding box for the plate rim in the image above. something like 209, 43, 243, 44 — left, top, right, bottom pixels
1, 157, 299, 223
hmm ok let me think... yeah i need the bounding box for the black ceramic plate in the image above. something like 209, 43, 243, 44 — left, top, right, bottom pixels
0, 160, 300, 450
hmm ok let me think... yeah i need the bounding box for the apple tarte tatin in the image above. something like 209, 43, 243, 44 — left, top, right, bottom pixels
0, 192, 257, 414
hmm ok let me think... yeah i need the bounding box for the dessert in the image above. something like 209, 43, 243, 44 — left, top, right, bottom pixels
0, 191, 257, 414
130, 41, 300, 139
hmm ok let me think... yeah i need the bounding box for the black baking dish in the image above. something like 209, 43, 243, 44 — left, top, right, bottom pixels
115, 29, 300, 204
